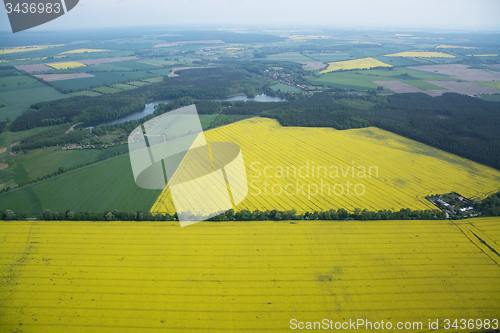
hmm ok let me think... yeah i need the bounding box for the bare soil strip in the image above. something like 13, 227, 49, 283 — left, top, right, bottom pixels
65, 122, 83, 134
77, 56, 138, 66
14, 64, 54, 73
373, 80, 423, 93
34, 73, 94, 81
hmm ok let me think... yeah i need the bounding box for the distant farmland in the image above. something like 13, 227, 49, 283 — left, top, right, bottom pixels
384, 51, 455, 58
52, 71, 153, 90
309, 67, 454, 90
0, 218, 498, 332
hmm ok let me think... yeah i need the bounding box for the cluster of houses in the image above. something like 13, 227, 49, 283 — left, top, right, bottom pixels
431, 195, 475, 215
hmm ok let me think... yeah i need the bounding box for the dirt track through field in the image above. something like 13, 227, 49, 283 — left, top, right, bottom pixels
65, 122, 83, 134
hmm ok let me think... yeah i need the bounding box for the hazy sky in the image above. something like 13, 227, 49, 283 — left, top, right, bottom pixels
1, 0, 499, 32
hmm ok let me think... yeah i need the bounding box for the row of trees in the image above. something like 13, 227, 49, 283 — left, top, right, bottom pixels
0, 207, 446, 221
474, 191, 500, 216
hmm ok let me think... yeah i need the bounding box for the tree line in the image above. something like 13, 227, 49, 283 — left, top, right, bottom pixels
10, 124, 96, 151
474, 191, 500, 216
0, 207, 446, 221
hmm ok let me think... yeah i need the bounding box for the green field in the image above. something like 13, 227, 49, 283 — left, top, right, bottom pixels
0, 75, 38, 87
49, 145, 129, 173
111, 83, 137, 90
479, 94, 500, 102
304, 53, 351, 62
143, 76, 164, 83
266, 52, 313, 62
270, 83, 301, 92
93, 86, 123, 94
309, 67, 456, 90
53, 71, 154, 90
0, 79, 69, 121
0, 125, 61, 149
0, 154, 161, 215
477, 81, 500, 89
372, 56, 420, 67
139, 59, 176, 66
114, 61, 159, 70
14, 148, 74, 181
75, 63, 133, 72
199, 114, 219, 129
70, 90, 102, 97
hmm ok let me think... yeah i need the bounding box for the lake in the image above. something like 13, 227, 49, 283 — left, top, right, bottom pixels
89, 94, 285, 128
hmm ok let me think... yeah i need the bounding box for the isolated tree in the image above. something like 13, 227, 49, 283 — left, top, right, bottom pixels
105, 212, 113, 221
43, 209, 53, 220
4, 210, 16, 220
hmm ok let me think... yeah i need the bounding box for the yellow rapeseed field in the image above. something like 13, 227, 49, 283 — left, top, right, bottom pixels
152, 118, 500, 215
60, 49, 110, 54
320, 58, 392, 74
319, 57, 391, 73
384, 51, 455, 58
0, 44, 63, 55
1, 219, 498, 332
46, 61, 86, 70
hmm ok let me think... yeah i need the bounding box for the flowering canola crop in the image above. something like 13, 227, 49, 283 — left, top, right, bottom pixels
152, 118, 500, 215
319, 57, 391, 73
0, 219, 498, 332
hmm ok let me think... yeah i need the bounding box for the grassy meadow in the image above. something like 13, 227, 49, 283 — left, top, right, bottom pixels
0, 76, 69, 121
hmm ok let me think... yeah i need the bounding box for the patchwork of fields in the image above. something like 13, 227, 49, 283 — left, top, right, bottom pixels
0, 218, 498, 332
152, 118, 500, 215
309, 67, 454, 91
384, 51, 455, 58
